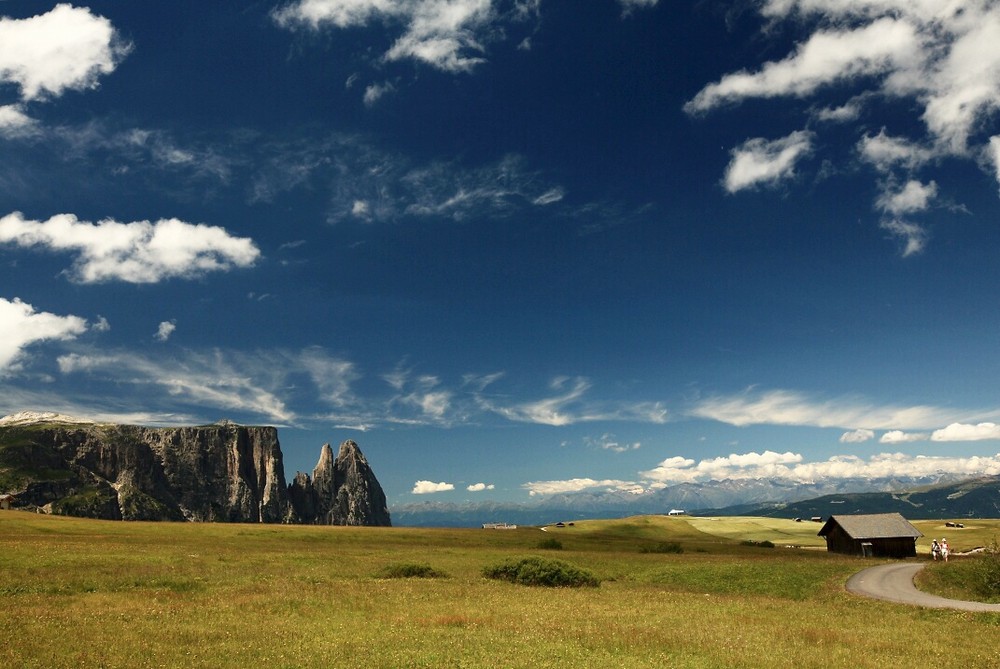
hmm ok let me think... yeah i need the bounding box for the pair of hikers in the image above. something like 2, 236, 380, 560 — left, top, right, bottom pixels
931, 538, 949, 561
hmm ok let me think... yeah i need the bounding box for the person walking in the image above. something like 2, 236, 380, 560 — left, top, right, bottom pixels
931, 539, 941, 560
941, 538, 949, 562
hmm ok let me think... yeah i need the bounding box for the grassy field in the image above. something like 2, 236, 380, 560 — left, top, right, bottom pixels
1, 512, 998, 668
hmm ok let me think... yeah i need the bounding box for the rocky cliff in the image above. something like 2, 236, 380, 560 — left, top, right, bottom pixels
0, 412, 390, 526
288, 440, 392, 526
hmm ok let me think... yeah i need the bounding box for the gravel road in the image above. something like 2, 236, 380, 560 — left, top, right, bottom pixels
846, 563, 1000, 612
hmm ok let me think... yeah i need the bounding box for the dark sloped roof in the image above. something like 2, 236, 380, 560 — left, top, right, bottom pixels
817, 512, 922, 539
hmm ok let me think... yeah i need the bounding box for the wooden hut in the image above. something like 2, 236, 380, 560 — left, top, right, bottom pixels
817, 513, 922, 558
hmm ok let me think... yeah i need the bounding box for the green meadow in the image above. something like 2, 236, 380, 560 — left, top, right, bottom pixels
1, 512, 998, 668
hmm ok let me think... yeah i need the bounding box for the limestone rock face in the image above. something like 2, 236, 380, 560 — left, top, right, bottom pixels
287, 440, 391, 526
0, 417, 390, 526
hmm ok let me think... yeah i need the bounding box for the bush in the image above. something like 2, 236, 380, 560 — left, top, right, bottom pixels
376, 562, 446, 579
482, 556, 600, 588
972, 539, 1000, 600
640, 541, 683, 554
537, 537, 563, 550
741, 539, 775, 549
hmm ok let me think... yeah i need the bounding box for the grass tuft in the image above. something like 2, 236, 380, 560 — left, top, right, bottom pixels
376, 562, 447, 579
639, 541, 684, 554
536, 537, 563, 550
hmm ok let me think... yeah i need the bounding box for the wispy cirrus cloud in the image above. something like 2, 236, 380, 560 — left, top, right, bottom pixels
522, 477, 644, 496
477, 375, 668, 427
689, 387, 994, 432
0, 212, 260, 284
686, 0, 1000, 256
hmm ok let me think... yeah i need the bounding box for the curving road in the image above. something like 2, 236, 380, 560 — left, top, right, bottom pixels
846, 563, 1000, 612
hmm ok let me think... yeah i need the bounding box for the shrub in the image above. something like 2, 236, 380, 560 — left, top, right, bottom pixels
640, 541, 683, 554
537, 537, 563, 550
482, 556, 600, 588
972, 539, 1000, 600
741, 539, 775, 549
376, 562, 446, 579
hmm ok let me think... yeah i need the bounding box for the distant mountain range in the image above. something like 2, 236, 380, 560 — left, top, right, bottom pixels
716, 474, 1000, 520
390, 473, 995, 527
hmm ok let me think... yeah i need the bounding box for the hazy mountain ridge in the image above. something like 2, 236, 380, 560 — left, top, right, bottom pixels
391, 474, 971, 527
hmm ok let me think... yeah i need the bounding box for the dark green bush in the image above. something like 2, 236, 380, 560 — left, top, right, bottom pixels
482, 556, 599, 588
741, 539, 775, 548
640, 541, 683, 554
537, 537, 563, 550
376, 562, 446, 579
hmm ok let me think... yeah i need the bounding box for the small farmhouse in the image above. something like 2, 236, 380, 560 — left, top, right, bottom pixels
0, 493, 14, 510
817, 512, 922, 558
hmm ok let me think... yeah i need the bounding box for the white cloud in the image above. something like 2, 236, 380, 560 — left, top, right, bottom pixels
840, 428, 875, 443
479, 376, 668, 426
467, 482, 495, 492
412, 480, 455, 494
0, 4, 130, 101
931, 422, 1000, 442
0, 297, 88, 373
522, 478, 639, 496
876, 180, 937, 216
690, 388, 994, 431
363, 81, 396, 106
57, 350, 295, 424
880, 430, 928, 444
685, 18, 919, 114
588, 433, 641, 453
275, 0, 497, 73
722, 131, 813, 193
154, 321, 176, 342
0, 104, 37, 136
0, 212, 260, 284
688, 1, 1000, 254
880, 218, 927, 257
91, 316, 111, 333
640, 449, 1000, 484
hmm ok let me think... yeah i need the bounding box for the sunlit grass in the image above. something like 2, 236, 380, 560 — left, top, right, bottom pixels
2, 512, 999, 668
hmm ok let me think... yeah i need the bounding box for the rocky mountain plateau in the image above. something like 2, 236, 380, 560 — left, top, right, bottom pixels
0, 411, 390, 525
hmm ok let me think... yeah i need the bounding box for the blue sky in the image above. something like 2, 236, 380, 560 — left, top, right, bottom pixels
3, 0, 1000, 506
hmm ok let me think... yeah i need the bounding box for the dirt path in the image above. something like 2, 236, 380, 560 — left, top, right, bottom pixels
846, 563, 1000, 612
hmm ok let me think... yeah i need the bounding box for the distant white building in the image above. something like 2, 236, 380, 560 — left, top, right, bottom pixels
482, 522, 517, 529
667, 509, 685, 516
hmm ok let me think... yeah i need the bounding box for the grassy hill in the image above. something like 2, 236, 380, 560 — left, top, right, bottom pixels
1, 511, 998, 668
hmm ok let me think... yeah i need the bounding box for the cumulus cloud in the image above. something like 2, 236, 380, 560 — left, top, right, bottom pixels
467, 482, 495, 492
522, 478, 641, 496
412, 480, 455, 494
722, 131, 813, 193
876, 180, 938, 216
0, 297, 88, 373
931, 422, 1000, 442
0, 4, 131, 101
154, 321, 176, 342
640, 450, 1000, 485
0, 104, 37, 137
840, 428, 875, 443
687, 1, 1000, 255
0, 212, 260, 284
880, 430, 928, 444
690, 388, 988, 431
